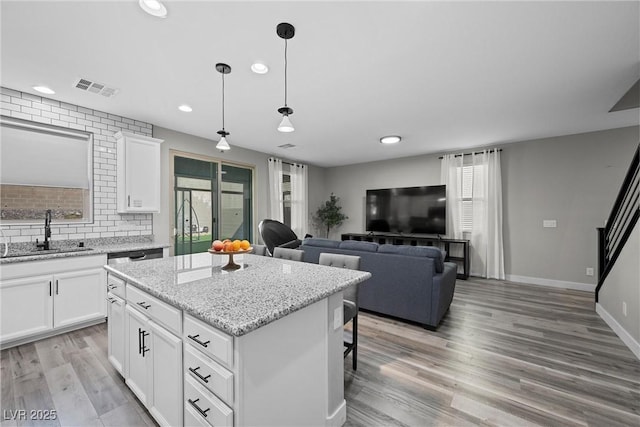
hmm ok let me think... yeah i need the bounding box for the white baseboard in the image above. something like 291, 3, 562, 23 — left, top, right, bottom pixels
326, 399, 347, 427
596, 303, 640, 360
505, 274, 596, 292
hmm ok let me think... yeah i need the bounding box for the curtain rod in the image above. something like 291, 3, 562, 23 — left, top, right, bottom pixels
438, 148, 502, 159
268, 157, 305, 167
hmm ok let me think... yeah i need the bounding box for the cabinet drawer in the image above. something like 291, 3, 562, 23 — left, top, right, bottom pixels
127, 285, 181, 336
184, 344, 233, 406
184, 401, 210, 427
184, 376, 232, 427
107, 274, 125, 299
184, 314, 233, 369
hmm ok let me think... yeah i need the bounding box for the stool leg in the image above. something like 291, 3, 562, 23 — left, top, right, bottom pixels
352, 314, 358, 370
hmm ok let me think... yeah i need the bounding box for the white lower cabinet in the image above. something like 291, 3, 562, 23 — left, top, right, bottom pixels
54, 268, 105, 328
0, 275, 53, 342
0, 255, 107, 346
107, 293, 125, 375
122, 287, 182, 427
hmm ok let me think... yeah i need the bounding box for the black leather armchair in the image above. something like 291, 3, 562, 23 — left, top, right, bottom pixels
258, 219, 302, 256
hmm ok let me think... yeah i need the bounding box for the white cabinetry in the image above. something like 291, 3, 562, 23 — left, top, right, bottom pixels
107, 292, 126, 375
0, 275, 53, 342
124, 285, 182, 427
0, 255, 107, 347
183, 314, 235, 427
115, 131, 163, 213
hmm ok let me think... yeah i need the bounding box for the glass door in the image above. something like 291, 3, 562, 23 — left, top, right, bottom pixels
174, 157, 218, 255
221, 164, 253, 241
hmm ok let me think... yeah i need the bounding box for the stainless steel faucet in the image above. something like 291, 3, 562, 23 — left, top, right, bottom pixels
36, 209, 52, 250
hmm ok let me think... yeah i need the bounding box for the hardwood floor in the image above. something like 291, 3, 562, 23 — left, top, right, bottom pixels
1, 278, 638, 426
345, 278, 640, 427
1, 325, 156, 427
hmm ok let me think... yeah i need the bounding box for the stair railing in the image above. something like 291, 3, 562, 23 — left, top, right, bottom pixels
596, 143, 639, 302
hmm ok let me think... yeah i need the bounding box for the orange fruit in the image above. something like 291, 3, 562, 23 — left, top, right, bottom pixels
232, 240, 241, 251
240, 240, 250, 250
223, 242, 234, 252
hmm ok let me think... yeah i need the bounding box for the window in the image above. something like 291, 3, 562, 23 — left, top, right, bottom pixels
0, 116, 93, 224
459, 164, 485, 232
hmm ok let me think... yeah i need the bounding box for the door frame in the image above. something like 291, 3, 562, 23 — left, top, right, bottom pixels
169, 150, 257, 256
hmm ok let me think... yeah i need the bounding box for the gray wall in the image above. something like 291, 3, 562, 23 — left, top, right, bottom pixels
599, 221, 640, 349
323, 126, 639, 287
151, 127, 325, 249
319, 155, 441, 239
502, 126, 638, 287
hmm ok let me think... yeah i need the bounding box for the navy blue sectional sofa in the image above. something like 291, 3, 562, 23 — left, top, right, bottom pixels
301, 238, 457, 329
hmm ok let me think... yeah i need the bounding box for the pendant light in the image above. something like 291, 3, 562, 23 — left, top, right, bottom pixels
215, 63, 231, 151
277, 23, 295, 133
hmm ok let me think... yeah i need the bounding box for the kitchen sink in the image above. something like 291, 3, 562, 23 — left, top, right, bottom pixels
3, 247, 94, 258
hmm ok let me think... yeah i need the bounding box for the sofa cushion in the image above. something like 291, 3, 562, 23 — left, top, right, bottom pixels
339, 240, 379, 252
378, 244, 444, 272
302, 238, 341, 248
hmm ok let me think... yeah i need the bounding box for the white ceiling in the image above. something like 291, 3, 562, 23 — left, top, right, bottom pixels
1, 1, 638, 168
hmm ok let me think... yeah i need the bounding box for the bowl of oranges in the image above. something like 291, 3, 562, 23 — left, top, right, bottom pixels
208, 239, 252, 270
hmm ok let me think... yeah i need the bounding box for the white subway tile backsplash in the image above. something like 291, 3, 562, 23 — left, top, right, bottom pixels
11, 97, 31, 107
1, 87, 21, 97
60, 102, 77, 111
31, 101, 52, 111
10, 111, 32, 121
2, 87, 154, 244
21, 93, 41, 103
42, 98, 60, 107
41, 110, 60, 119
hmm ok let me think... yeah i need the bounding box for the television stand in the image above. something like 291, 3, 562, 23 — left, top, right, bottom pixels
341, 232, 470, 280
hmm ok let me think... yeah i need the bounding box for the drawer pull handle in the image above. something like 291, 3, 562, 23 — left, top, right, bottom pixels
136, 301, 151, 309
188, 398, 210, 418
187, 334, 210, 348
108, 284, 117, 290
188, 366, 211, 383
108, 297, 116, 303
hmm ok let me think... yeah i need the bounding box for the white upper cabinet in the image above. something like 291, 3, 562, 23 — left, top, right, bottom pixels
115, 131, 164, 213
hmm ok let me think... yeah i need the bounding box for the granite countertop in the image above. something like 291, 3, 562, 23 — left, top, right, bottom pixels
105, 252, 372, 337
0, 236, 170, 264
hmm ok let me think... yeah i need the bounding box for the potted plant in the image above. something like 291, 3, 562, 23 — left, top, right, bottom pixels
314, 193, 348, 238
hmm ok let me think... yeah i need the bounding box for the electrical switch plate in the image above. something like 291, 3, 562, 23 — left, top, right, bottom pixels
333, 307, 343, 330
543, 220, 557, 228
586, 267, 594, 276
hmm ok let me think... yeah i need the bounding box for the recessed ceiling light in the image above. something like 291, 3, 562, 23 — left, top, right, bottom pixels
139, 0, 167, 18
178, 105, 192, 112
380, 135, 401, 144
251, 63, 269, 74
32, 86, 55, 95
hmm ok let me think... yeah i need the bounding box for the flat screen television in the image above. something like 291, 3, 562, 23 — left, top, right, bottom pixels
365, 185, 446, 235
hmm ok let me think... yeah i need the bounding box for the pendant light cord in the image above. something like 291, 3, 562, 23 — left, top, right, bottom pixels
284, 39, 288, 107
221, 71, 225, 131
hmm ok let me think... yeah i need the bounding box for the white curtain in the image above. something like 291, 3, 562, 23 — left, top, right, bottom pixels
268, 157, 284, 222
289, 163, 308, 238
440, 154, 464, 240
441, 150, 504, 279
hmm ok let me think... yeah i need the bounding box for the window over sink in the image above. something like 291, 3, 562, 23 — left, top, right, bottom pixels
0, 116, 93, 224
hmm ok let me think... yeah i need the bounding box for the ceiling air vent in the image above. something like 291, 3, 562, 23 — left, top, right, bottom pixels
278, 143, 296, 149
73, 78, 119, 98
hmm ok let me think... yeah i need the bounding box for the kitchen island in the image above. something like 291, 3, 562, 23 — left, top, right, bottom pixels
104, 252, 371, 427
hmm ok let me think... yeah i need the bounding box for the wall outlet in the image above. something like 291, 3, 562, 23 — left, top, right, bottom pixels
586, 267, 594, 276
543, 220, 557, 228
622, 301, 627, 317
